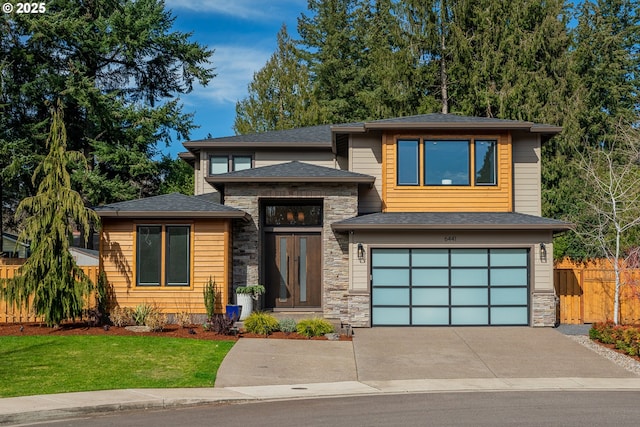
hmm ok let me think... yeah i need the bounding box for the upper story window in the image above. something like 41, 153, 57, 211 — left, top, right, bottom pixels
397, 140, 420, 185
424, 140, 470, 185
396, 138, 497, 187
209, 155, 253, 175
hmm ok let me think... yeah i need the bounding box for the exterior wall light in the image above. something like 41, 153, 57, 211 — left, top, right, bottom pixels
540, 242, 547, 260
357, 243, 365, 261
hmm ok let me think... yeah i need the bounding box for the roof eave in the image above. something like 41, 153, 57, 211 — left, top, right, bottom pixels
363, 122, 534, 131
332, 223, 574, 232
206, 176, 375, 185
183, 141, 332, 150
96, 210, 249, 220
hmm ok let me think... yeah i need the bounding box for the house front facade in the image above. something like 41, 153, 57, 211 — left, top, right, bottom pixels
97, 114, 571, 327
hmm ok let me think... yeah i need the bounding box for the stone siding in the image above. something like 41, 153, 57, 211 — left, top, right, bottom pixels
532, 291, 558, 327
223, 183, 358, 323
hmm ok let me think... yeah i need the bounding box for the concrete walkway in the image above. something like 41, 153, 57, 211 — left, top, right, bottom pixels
2, 328, 640, 426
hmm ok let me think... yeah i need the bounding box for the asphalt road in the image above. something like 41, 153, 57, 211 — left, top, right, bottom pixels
38, 391, 640, 427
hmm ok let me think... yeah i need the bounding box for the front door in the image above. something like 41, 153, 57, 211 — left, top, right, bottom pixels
265, 233, 321, 308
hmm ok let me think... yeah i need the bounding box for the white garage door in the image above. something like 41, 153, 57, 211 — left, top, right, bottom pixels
371, 248, 529, 326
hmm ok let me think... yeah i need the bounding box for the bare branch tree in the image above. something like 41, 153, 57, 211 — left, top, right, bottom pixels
577, 120, 640, 324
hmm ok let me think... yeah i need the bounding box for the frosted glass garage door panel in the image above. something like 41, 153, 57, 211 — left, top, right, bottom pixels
490, 249, 528, 266
372, 288, 409, 306
491, 307, 528, 325
372, 269, 409, 286
412, 249, 449, 267
450, 249, 488, 267
490, 288, 528, 305
451, 307, 488, 325
451, 269, 488, 286
413, 308, 449, 325
372, 249, 410, 266
490, 268, 528, 286
412, 269, 448, 286
451, 288, 488, 306
413, 288, 449, 305
372, 307, 410, 325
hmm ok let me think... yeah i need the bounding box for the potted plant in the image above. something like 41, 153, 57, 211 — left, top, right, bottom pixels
235, 285, 265, 320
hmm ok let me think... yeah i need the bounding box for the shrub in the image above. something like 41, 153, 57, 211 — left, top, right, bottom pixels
203, 276, 216, 321
296, 318, 335, 338
133, 303, 156, 326
244, 312, 279, 336
206, 314, 236, 335
110, 306, 134, 327
145, 311, 168, 332
175, 311, 192, 328
278, 318, 297, 334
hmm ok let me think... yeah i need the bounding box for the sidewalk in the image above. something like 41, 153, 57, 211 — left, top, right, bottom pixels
3, 378, 640, 426
3, 327, 640, 425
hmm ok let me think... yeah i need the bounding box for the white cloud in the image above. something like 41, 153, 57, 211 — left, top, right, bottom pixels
183, 44, 271, 106
165, 0, 307, 21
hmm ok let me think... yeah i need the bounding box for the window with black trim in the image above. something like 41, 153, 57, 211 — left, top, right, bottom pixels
397, 139, 419, 185
137, 225, 190, 287
395, 138, 497, 187
424, 140, 470, 185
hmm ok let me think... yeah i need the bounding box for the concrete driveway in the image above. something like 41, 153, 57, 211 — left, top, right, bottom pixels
215, 328, 636, 388
353, 327, 635, 381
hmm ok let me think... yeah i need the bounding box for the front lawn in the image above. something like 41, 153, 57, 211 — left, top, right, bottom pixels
0, 335, 235, 397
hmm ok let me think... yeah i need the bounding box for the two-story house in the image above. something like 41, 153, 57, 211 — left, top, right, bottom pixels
96, 114, 572, 327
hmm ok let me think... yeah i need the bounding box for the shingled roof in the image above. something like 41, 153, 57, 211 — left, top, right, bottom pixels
331, 113, 561, 134
183, 114, 561, 153
206, 161, 375, 187
332, 212, 573, 232
93, 193, 248, 219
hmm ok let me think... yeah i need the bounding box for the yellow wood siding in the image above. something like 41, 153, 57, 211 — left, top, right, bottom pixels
382, 131, 513, 212
100, 218, 231, 315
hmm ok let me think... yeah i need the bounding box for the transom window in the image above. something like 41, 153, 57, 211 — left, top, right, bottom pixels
209, 155, 253, 175
137, 225, 191, 287
263, 202, 323, 226
396, 139, 497, 187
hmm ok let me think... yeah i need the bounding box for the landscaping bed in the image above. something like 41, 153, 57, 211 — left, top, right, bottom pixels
0, 322, 351, 341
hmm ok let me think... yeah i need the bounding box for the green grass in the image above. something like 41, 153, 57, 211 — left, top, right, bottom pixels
0, 336, 235, 397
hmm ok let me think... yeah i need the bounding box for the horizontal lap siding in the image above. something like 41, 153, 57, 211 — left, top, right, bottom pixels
101, 219, 230, 316
382, 131, 512, 212
513, 132, 541, 215
351, 133, 383, 214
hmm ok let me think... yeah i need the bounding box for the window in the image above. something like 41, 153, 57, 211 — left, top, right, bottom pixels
475, 140, 496, 185
397, 140, 419, 185
210, 156, 228, 174
424, 140, 470, 185
209, 155, 253, 175
264, 202, 323, 226
233, 156, 252, 171
395, 138, 497, 187
136, 225, 191, 287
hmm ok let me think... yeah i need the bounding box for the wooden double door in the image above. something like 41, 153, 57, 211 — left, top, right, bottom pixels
264, 233, 321, 308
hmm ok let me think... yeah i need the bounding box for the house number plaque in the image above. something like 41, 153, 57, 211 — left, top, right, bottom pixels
444, 236, 457, 242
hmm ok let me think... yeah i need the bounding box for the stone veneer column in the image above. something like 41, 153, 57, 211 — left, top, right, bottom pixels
223, 183, 358, 324
531, 291, 558, 327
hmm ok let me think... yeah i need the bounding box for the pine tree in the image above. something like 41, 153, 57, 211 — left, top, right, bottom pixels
1, 101, 100, 327
234, 25, 321, 134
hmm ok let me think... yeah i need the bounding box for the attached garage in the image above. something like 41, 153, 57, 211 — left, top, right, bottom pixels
332, 212, 573, 327
371, 248, 529, 326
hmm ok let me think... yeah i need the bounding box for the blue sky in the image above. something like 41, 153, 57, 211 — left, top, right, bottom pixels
163, 0, 308, 158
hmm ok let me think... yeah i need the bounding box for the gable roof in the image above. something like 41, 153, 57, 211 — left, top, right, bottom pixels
93, 193, 248, 219
183, 125, 333, 150
206, 161, 375, 187
332, 212, 573, 233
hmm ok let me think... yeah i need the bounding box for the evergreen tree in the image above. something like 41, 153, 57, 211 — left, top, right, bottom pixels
158, 155, 194, 196
234, 25, 320, 134
1, 101, 100, 327
0, 0, 214, 212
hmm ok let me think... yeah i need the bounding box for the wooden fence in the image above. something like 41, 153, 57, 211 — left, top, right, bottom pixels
555, 259, 640, 325
0, 259, 99, 323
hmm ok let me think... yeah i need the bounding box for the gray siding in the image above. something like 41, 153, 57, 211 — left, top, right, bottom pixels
254, 151, 336, 168
350, 132, 383, 214
513, 132, 541, 215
